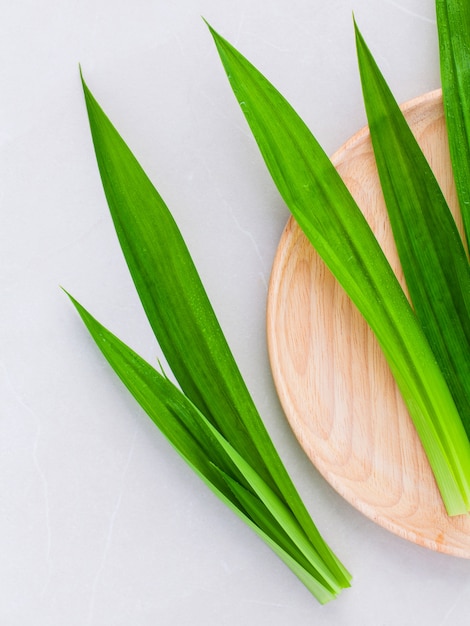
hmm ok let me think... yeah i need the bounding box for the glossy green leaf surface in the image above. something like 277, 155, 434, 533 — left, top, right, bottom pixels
81, 77, 294, 502
436, 0, 470, 248
355, 22, 470, 438
69, 76, 352, 602
207, 23, 470, 516
67, 293, 347, 603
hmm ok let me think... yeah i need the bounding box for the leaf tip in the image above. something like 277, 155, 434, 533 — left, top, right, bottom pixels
202, 17, 226, 51
61, 286, 78, 307
201, 16, 215, 35
78, 64, 87, 90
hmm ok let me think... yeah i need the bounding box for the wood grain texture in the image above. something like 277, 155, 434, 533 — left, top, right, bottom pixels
267, 89, 470, 557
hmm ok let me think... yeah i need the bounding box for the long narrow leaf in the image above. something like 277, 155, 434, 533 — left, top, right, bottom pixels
66, 293, 246, 502
207, 23, 470, 515
436, 0, 470, 249
354, 22, 470, 439
73, 72, 354, 600
80, 76, 350, 587
67, 293, 345, 602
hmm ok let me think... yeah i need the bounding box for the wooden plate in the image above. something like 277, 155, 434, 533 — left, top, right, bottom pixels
267, 89, 470, 557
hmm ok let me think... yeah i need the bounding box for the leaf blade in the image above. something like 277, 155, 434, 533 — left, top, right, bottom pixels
67, 293, 348, 602
80, 76, 290, 500
355, 21, 470, 439
207, 23, 470, 515
436, 0, 470, 249
77, 75, 351, 597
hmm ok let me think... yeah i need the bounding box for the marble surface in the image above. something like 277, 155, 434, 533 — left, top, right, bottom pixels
2, 1, 470, 624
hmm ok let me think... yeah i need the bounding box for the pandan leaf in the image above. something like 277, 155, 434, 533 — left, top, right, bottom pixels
354, 21, 470, 439
68, 75, 352, 602
81, 75, 296, 505
66, 293, 346, 603
206, 23, 470, 515
436, 0, 470, 249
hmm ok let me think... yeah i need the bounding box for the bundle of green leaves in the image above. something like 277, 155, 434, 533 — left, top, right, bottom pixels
67, 0, 470, 604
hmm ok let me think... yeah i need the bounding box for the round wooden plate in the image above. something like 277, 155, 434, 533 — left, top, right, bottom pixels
267, 89, 470, 557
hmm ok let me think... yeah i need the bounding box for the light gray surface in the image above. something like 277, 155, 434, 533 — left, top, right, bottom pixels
2, 1, 470, 624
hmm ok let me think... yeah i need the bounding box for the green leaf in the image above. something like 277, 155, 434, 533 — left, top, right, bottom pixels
66, 292, 242, 501
67, 292, 347, 603
217, 472, 337, 603
436, 0, 470, 249
354, 21, 470, 439
73, 73, 352, 601
206, 23, 470, 515
80, 76, 285, 498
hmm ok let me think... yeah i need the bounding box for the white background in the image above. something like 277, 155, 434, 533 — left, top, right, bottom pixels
2, 0, 470, 624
